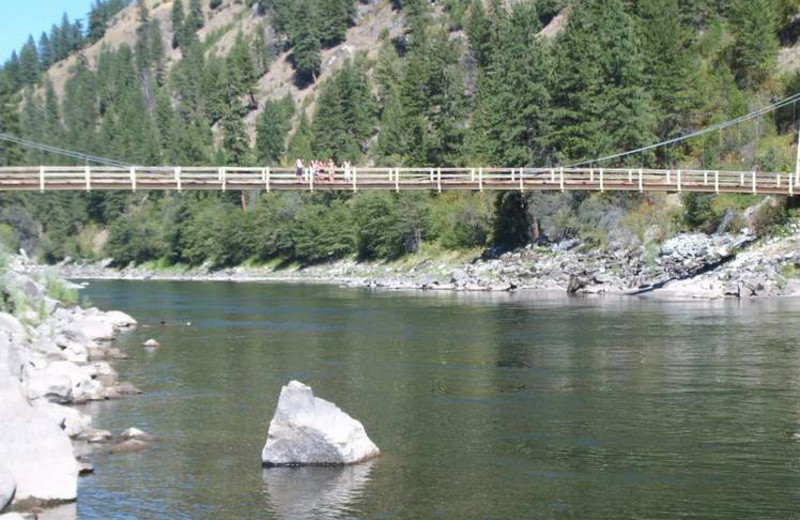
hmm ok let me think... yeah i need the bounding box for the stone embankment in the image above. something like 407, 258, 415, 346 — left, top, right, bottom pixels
54, 223, 800, 300
0, 253, 148, 517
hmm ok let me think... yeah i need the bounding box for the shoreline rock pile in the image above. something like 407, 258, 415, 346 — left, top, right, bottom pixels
0, 254, 144, 515
262, 381, 380, 467
50, 225, 800, 300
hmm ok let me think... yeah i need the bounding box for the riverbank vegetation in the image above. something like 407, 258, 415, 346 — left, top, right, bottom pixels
0, 0, 799, 268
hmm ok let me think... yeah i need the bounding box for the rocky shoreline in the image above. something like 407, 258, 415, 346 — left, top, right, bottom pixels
52, 225, 800, 300
0, 253, 151, 518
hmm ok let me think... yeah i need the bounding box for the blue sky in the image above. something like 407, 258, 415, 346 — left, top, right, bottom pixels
1, 0, 94, 62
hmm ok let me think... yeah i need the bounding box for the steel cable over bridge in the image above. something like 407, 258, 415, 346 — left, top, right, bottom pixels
0, 165, 798, 195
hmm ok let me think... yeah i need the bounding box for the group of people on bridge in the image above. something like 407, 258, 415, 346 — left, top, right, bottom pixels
295, 158, 354, 183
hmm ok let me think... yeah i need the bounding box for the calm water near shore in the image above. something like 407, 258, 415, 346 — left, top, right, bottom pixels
68, 281, 800, 519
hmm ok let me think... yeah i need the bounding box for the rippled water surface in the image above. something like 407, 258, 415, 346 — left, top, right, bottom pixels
68, 281, 800, 519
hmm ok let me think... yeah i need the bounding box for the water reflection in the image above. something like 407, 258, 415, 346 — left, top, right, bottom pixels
262, 461, 375, 520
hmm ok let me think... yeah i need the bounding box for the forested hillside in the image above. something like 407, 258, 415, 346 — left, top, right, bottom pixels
0, 0, 799, 268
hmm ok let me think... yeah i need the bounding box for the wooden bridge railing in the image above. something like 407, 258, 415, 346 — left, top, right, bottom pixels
0, 166, 797, 195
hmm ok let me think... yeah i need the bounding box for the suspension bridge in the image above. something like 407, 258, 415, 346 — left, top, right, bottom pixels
0, 165, 796, 195
1, 92, 800, 196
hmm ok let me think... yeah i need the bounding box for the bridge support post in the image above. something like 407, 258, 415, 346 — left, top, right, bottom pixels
559, 168, 565, 192
511, 168, 515, 182
752, 171, 757, 194
265, 168, 271, 193
703, 171, 708, 186
395, 168, 400, 193
175, 167, 182, 192
740, 172, 744, 186
130, 167, 136, 192
638, 168, 643, 193
715, 170, 720, 194
85, 165, 91, 192
519, 169, 524, 192
221, 167, 227, 192
438, 167, 442, 193
677, 170, 682, 194
628, 169, 632, 183
352, 168, 358, 193
550, 168, 555, 183
39, 166, 45, 193
590, 168, 594, 183
666, 169, 671, 185
599, 168, 604, 192
795, 125, 800, 186
478, 168, 483, 193
434, 169, 437, 183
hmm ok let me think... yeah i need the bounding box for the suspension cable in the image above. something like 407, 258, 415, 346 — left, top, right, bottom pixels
562, 91, 800, 169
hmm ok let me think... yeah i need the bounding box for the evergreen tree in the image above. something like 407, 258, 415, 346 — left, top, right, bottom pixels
468, 3, 551, 166
187, 0, 205, 32
171, 0, 186, 49
551, 0, 655, 163
256, 96, 295, 164
227, 32, 258, 110
43, 79, 62, 142
317, 0, 355, 47
88, 0, 108, 43
4, 53, 21, 90
202, 57, 228, 124
150, 18, 166, 86
19, 35, 40, 86
221, 103, 252, 166
291, 3, 321, 83
38, 32, 53, 69
730, 0, 779, 89
288, 111, 313, 161
0, 74, 23, 166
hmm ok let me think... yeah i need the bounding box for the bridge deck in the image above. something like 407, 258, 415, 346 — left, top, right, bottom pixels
0, 166, 797, 196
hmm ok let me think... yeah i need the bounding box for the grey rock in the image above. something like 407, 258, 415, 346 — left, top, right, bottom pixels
108, 439, 151, 455
262, 381, 379, 467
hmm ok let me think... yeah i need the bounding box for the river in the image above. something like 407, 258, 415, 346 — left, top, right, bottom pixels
67, 281, 800, 519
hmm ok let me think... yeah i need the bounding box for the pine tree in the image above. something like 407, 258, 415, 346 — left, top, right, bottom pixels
89, 0, 108, 43
4, 53, 22, 90
221, 102, 252, 166
171, 0, 186, 49
730, 0, 779, 89
291, 3, 322, 83
287, 111, 313, 161
150, 19, 166, 86
256, 96, 295, 164
468, 3, 551, 167
317, 0, 354, 47
43, 79, 62, 142
19, 35, 40, 86
187, 0, 204, 32
551, 0, 655, 163
227, 32, 258, 110
38, 32, 53, 69
0, 73, 23, 165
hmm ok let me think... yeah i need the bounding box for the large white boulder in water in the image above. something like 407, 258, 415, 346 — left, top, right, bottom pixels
261, 381, 380, 466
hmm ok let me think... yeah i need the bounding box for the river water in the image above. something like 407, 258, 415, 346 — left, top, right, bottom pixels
69, 281, 800, 519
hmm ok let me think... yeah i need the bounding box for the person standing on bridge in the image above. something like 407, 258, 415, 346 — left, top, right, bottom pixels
328, 159, 336, 182
295, 158, 304, 183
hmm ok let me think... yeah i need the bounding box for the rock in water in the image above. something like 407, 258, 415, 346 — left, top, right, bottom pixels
261, 381, 380, 467
142, 339, 160, 348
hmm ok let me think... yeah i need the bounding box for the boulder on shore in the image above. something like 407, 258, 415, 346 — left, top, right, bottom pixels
0, 465, 15, 513
261, 381, 380, 467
